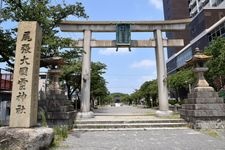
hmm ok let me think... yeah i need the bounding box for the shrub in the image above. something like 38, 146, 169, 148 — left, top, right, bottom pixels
51, 126, 69, 147
169, 99, 177, 105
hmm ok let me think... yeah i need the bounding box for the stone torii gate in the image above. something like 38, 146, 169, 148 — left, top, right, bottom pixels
59, 19, 191, 118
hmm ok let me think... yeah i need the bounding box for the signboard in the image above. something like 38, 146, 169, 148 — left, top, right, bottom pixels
116, 24, 131, 46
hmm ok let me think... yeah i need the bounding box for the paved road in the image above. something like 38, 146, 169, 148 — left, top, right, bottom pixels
55, 106, 225, 150
55, 129, 225, 150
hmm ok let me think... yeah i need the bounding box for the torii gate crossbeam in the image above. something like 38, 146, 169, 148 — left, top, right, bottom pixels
60, 19, 191, 118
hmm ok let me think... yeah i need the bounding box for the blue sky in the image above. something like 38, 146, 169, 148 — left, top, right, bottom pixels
74, 0, 165, 94
1, 0, 165, 94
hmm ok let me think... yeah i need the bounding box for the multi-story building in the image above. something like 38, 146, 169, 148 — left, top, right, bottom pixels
167, 9, 225, 74
165, 0, 225, 74
163, 0, 191, 58
189, 0, 225, 17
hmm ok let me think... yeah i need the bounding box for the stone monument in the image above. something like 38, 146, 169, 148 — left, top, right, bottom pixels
4, 21, 54, 150
10, 21, 42, 127
180, 48, 225, 129
38, 56, 76, 127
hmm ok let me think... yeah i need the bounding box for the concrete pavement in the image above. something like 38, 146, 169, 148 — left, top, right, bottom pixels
55, 129, 225, 150
54, 105, 225, 150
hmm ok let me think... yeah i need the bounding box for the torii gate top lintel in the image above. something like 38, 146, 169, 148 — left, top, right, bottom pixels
59, 18, 192, 32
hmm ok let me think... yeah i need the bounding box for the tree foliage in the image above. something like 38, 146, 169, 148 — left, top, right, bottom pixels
204, 37, 225, 90
0, 29, 15, 67
60, 49, 82, 100
168, 68, 195, 100
168, 69, 195, 89
128, 79, 158, 107
90, 62, 109, 103
60, 49, 109, 104
138, 80, 158, 107
110, 93, 130, 104
0, 0, 87, 68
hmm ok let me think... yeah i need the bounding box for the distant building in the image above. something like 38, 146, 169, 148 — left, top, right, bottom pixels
163, 0, 191, 58
0, 70, 12, 125
167, 14, 225, 74
189, 0, 225, 17
0, 70, 49, 125
164, 0, 225, 73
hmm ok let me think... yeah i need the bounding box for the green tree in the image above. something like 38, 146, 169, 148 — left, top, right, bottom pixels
90, 62, 109, 107
138, 80, 158, 107
121, 94, 132, 105
0, 29, 16, 67
130, 90, 141, 105
61, 51, 109, 106
168, 68, 195, 100
102, 95, 114, 105
110, 93, 131, 104
205, 37, 225, 90
0, 0, 87, 69
60, 49, 82, 100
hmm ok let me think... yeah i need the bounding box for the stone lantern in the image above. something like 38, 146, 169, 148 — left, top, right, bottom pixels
186, 48, 213, 92
39, 56, 76, 127
41, 56, 65, 97
180, 48, 225, 129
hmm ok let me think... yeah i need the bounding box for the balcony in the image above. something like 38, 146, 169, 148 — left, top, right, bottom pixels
189, 0, 196, 8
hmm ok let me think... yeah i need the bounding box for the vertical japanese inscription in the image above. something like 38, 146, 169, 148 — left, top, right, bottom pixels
15, 31, 32, 114
10, 22, 42, 128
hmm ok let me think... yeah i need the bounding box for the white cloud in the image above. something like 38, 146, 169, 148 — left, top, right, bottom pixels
148, 0, 163, 10
98, 48, 131, 56
131, 59, 156, 69
140, 75, 156, 81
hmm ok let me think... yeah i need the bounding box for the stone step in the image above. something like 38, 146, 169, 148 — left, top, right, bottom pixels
75, 119, 186, 124
74, 122, 188, 129
180, 109, 225, 117
184, 97, 224, 104
188, 91, 219, 99
73, 127, 189, 131
182, 104, 225, 110
73, 118, 188, 130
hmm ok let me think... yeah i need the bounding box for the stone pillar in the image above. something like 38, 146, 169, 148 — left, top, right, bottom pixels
78, 30, 94, 119
10, 21, 42, 127
154, 29, 172, 116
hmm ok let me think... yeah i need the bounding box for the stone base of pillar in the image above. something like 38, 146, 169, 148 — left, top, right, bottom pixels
180, 89, 225, 129
76, 111, 94, 119
155, 110, 173, 117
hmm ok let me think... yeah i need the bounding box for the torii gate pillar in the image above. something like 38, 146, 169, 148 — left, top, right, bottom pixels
77, 30, 94, 119
154, 29, 172, 116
